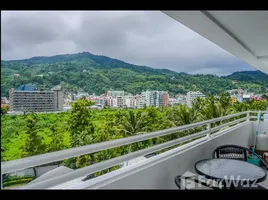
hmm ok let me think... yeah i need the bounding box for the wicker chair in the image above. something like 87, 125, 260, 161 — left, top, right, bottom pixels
212, 144, 268, 170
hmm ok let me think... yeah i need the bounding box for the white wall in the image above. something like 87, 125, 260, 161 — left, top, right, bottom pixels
79, 122, 253, 189
252, 121, 268, 134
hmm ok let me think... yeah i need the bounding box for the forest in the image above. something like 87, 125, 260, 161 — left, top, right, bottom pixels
2, 94, 267, 163
1, 93, 267, 187
2, 52, 268, 97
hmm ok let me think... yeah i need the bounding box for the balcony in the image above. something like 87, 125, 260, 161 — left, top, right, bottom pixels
1, 111, 268, 189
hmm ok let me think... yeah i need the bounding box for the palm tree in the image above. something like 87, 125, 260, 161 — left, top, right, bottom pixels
118, 110, 147, 164
167, 104, 203, 137
168, 104, 202, 126
201, 96, 235, 127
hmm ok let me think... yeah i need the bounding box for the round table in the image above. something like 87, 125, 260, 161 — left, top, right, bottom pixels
195, 158, 267, 189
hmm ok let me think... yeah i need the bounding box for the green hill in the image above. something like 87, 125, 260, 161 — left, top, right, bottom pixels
226, 70, 268, 81
1, 52, 267, 97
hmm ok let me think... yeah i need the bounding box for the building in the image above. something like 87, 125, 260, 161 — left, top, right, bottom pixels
106, 90, 125, 108
63, 92, 75, 105
242, 94, 251, 102
163, 92, 169, 107
124, 95, 134, 108
106, 95, 124, 108
97, 98, 105, 106
107, 90, 124, 97
226, 89, 238, 96
52, 86, 64, 112
74, 92, 89, 100
1, 97, 9, 104
134, 95, 144, 108
104, 90, 168, 108
168, 97, 186, 105
9, 84, 63, 112
4, 11, 268, 190
143, 90, 168, 108
186, 91, 206, 108
237, 88, 244, 97
13, 73, 20, 77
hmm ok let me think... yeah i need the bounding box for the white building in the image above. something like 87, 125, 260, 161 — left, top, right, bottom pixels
141, 90, 167, 108
124, 95, 134, 108
106, 90, 129, 108
186, 91, 206, 108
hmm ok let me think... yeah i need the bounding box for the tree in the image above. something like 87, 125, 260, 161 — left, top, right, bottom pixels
92, 119, 123, 176
167, 104, 203, 137
65, 99, 95, 169
1, 105, 9, 115
46, 123, 65, 153
218, 92, 232, 110
118, 110, 147, 157
1, 107, 8, 115
262, 94, 268, 101
21, 113, 46, 157
67, 99, 95, 148
167, 104, 202, 126
192, 97, 205, 112
21, 112, 46, 177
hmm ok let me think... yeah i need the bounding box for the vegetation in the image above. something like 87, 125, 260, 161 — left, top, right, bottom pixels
21, 113, 46, 158
2, 96, 266, 164
3, 176, 34, 188
1, 95, 267, 186
1, 52, 267, 186
1, 105, 9, 115
2, 52, 268, 97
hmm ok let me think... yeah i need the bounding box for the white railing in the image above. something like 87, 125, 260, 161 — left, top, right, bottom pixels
1, 110, 266, 189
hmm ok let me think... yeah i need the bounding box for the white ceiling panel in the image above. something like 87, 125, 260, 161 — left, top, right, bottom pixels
162, 11, 268, 75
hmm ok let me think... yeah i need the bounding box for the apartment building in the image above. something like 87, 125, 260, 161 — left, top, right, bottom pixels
124, 95, 134, 108
142, 90, 168, 108
9, 85, 63, 112
104, 90, 169, 108
163, 92, 169, 107
107, 90, 124, 97
186, 91, 206, 108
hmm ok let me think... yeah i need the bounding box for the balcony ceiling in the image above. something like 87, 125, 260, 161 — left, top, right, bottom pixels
162, 11, 268, 75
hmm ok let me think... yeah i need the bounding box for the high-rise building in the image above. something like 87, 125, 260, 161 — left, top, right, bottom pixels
142, 90, 168, 108
163, 92, 169, 107
9, 85, 63, 112
106, 90, 125, 108
186, 91, 206, 108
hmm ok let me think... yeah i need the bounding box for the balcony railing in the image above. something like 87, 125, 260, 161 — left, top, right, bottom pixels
1, 110, 266, 189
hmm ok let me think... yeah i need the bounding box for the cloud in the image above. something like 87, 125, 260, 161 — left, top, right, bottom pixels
1, 11, 255, 76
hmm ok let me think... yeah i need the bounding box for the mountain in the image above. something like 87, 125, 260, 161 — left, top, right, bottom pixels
1, 52, 267, 97
3, 52, 178, 76
226, 70, 268, 81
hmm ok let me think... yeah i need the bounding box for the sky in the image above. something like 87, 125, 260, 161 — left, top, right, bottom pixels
1, 11, 255, 76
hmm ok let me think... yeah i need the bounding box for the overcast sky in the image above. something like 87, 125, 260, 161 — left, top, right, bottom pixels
1, 11, 255, 76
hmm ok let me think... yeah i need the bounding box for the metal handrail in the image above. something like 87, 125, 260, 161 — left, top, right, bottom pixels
1, 111, 249, 174
21, 129, 212, 189
1, 110, 265, 189
21, 119, 252, 189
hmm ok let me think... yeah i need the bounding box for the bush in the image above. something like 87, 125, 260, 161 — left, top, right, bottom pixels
3, 177, 34, 187
3, 175, 33, 182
